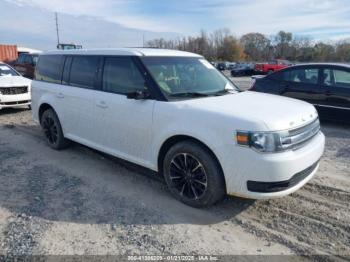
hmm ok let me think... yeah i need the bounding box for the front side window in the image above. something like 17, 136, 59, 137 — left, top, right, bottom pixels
323, 68, 350, 89
69, 56, 100, 89
141, 57, 238, 98
102, 57, 145, 95
24, 55, 33, 64
0, 64, 19, 76
35, 55, 63, 84
284, 68, 319, 84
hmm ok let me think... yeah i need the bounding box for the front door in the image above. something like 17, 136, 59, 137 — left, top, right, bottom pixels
280, 67, 325, 106
94, 56, 155, 167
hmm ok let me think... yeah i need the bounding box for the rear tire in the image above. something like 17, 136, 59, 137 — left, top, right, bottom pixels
163, 141, 226, 207
40, 108, 70, 150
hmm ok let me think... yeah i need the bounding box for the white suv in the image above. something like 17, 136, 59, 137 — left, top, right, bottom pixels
0, 63, 31, 110
31, 49, 325, 207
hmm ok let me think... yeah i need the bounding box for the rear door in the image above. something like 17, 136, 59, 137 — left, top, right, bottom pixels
60, 55, 102, 144
279, 66, 326, 105
319, 67, 350, 121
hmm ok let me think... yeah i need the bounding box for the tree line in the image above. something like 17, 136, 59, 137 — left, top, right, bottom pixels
145, 29, 350, 62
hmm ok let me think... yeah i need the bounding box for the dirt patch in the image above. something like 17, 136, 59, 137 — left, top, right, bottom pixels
0, 107, 349, 258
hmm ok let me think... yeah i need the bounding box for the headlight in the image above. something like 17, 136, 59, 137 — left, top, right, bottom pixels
236, 131, 289, 153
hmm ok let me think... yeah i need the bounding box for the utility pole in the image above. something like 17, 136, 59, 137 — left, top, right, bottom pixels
55, 12, 60, 46
143, 33, 145, 47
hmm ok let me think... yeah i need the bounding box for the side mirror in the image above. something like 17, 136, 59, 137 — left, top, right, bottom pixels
126, 89, 150, 100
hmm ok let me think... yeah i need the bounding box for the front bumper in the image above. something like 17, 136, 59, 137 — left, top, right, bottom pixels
221, 131, 325, 199
0, 93, 31, 109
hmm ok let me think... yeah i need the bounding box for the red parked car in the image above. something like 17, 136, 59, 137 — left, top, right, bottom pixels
254, 59, 292, 74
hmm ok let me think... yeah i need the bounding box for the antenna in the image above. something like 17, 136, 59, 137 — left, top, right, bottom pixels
55, 12, 60, 46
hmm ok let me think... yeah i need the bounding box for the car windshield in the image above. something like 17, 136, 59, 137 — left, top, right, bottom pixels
0, 64, 19, 76
141, 57, 239, 98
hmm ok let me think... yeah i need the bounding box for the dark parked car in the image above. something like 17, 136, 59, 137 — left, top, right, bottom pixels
216, 62, 226, 71
250, 63, 350, 123
12, 53, 40, 79
231, 63, 255, 77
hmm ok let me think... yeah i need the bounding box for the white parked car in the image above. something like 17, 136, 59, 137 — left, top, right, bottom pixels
0, 63, 31, 109
31, 49, 325, 207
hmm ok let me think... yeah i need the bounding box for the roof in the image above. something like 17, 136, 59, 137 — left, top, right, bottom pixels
17, 46, 42, 54
291, 62, 350, 68
42, 48, 203, 57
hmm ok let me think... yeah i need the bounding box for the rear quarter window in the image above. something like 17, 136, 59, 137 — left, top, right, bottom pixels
35, 55, 64, 84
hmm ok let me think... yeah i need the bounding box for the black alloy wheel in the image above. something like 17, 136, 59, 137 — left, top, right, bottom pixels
40, 108, 70, 150
163, 141, 226, 207
169, 153, 208, 200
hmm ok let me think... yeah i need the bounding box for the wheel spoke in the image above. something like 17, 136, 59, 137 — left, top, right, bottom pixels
192, 179, 207, 187
191, 163, 202, 173
183, 153, 188, 169
170, 175, 182, 180
171, 159, 183, 172
190, 184, 199, 199
179, 183, 186, 196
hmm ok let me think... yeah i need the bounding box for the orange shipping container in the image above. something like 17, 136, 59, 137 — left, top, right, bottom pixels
0, 45, 18, 63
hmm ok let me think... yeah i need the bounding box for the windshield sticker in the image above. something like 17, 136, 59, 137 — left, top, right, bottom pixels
199, 59, 215, 69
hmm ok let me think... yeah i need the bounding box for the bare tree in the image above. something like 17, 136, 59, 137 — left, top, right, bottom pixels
146, 29, 350, 63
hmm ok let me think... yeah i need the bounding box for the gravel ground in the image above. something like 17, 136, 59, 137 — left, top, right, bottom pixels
0, 78, 349, 260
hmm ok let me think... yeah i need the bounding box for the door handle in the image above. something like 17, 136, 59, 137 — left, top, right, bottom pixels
96, 101, 108, 109
56, 92, 64, 98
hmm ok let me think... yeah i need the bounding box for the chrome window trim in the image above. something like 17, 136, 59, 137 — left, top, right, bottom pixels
315, 104, 350, 111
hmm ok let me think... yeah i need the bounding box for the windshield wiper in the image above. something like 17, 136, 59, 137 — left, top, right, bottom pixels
208, 89, 235, 96
169, 92, 209, 98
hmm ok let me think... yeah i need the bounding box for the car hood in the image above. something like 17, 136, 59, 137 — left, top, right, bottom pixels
177, 91, 318, 131
0, 76, 31, 87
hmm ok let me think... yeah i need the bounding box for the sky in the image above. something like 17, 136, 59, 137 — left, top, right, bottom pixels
1, 0, 350, 50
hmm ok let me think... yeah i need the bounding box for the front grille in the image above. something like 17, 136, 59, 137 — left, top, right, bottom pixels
247, 160, 319, 193
0, 100, 30, 105
0, 86, 28, 95
281, 118, 321, 150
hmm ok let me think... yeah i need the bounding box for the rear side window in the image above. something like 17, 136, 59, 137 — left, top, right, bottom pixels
69, 56, 100, 89
35, 55, 64, 84
283, 68, 319, 84
102, 57, 145, 95
323, 68, 350, 88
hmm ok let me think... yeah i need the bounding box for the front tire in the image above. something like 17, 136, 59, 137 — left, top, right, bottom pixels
163, 141, 226, 207
40, 108, 70, 150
